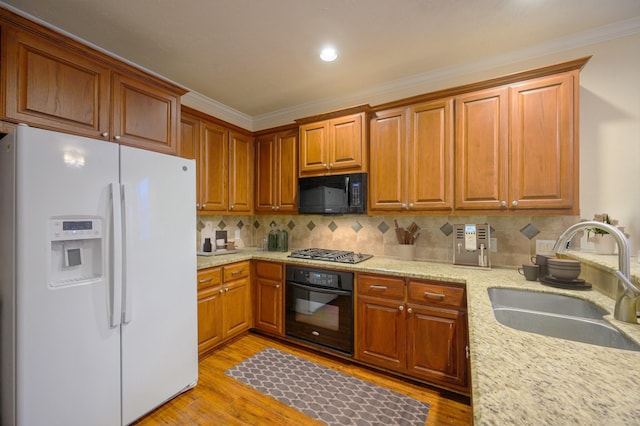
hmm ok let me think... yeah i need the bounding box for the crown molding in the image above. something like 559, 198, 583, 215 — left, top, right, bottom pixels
180, 92, 253, 130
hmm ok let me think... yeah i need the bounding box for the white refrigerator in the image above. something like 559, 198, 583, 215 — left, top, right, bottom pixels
0, 126, 198, 426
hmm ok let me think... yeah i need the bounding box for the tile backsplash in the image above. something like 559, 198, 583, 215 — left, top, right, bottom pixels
197, 214, 580, 267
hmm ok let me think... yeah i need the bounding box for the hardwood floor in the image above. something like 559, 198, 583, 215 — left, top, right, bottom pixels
134, 333, 473, 425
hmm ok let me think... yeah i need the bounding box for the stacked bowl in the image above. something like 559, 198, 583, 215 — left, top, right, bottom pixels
547, 258, 581, 281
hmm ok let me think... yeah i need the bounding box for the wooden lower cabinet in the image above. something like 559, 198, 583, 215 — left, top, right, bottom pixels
197, 261, 251, 357
197, 267, 223, 355
356, 273, 469, 393
406, 304, 467, 388
253, 261, 284, 336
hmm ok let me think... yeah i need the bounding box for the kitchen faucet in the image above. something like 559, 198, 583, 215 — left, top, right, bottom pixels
553, 221, 640, 324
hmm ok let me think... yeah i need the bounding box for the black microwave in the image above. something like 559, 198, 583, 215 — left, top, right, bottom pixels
298, 173, 367, 214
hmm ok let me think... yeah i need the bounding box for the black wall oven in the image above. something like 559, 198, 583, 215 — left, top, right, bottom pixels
285, 266, 354, 355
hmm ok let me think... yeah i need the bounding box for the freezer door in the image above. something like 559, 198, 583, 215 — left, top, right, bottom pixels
119, 145, 197, 424
8, 127, 121, 426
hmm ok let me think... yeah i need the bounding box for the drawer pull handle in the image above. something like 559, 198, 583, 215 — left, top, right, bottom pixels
369, 285, 388, 290
198, 278, 213, 284
231, 269, 244, 275
424, 291, 445, 299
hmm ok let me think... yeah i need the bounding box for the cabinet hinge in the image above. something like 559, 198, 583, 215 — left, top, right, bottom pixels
465, 345, 469, 359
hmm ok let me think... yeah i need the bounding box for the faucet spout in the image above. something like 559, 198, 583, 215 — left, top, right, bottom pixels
553, 221, 639, 324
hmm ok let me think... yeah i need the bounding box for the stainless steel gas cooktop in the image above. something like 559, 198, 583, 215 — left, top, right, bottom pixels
288, 248, 373, 264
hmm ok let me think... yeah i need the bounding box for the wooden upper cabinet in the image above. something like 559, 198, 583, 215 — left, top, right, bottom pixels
369, 108, 407, 211
408, 99, 453, 211
229, 131, 253, 213
179, 107, 254, 214
2, 27, 110, 137
200, 122, 229, 212
111, 73, 179, 155
509, 72, 576, 209
180, 111, 201, 208
369, 99, 453, 213
1, 21, 184, 155
299, 112, 366, 176
454, 87, 509, 210
255, 129, 298, 213
455, 71, 577, 212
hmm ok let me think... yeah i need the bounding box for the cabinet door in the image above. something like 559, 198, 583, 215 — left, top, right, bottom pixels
509, 73, 575, 209
229, 131, 253, 213
222, 276, 252, 339
328, 113, 364, 172
255, 134, 277, 212
180, 112, 200, 208
111, 73, 179, 155
454, 87, 509, 210
200, 122, 229, 212
409, 99, 453, 211
369, 108, 407, 211
299, 122, 328, 175
406, 305, 467, 388
254, 277, 283, 335
3, 27, 110, 138
356, 295, 406, 371
197, 287, 223, 356
276, 130, 299, 212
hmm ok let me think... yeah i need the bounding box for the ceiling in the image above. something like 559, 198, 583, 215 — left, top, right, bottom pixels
3, 0, 640, 130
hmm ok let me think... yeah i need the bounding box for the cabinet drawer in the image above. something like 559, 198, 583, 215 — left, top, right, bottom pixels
407, 280, 466, 308
255, 261, 283, 280
223, 261, 250, 281
197, 267, 222, 291
357, 274, 405, 299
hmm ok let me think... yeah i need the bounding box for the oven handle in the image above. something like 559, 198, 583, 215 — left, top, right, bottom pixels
287, 281, 352, 296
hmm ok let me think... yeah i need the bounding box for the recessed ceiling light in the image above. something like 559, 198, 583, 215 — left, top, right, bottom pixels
320, 47, 338, 62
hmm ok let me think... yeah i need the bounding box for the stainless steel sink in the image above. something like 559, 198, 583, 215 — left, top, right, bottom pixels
488, 288, 608, 319
488, 288, 640, 352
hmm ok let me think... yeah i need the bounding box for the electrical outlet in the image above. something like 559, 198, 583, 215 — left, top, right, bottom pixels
490, 238, 497, 252
536, 239, 556, 255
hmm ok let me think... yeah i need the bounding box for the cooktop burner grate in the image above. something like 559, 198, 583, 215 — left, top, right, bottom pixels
288, 248, 373, 264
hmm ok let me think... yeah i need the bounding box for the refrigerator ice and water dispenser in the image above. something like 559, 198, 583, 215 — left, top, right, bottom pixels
49, 217, 103, 287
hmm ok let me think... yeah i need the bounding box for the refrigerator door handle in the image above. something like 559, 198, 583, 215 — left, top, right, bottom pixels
110, 182, 123, 328
122, 183, 134, 324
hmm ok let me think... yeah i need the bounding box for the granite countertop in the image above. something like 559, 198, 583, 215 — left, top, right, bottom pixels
197, 248, 640, 425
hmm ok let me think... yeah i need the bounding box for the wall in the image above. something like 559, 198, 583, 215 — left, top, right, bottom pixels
198, 214, 578, 268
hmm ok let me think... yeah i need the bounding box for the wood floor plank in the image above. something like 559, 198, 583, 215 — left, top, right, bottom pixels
134, 333, 472, 425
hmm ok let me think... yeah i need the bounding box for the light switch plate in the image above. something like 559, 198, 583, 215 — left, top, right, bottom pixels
536, 239, 556, 255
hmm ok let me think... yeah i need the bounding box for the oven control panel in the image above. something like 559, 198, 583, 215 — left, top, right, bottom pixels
286, 266, 354, 291
306, 271, 336, 287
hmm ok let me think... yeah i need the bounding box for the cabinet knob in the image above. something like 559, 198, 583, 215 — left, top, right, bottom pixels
196, 203, 200, 208
323, 163, 328, 169
218, 289, 223, 294
114, 135, 121, 141
401, 203, 407, 209
500, 200, 507, 207
101, 132, 108, 138
398, 305, 404, 311
202, 204, 206, 208
511, 200, 518, 207
328, 163, 333, 169
225, 287, 229, 292
271, 205, 276, 210
230, 205, 234, 210
275, 205, 280, 211
275, 284, 280, 289
407, 307, 413, 314
408, 203, 414, 209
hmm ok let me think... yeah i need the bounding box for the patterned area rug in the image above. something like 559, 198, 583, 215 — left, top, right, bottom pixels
225, 347, 430, 425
